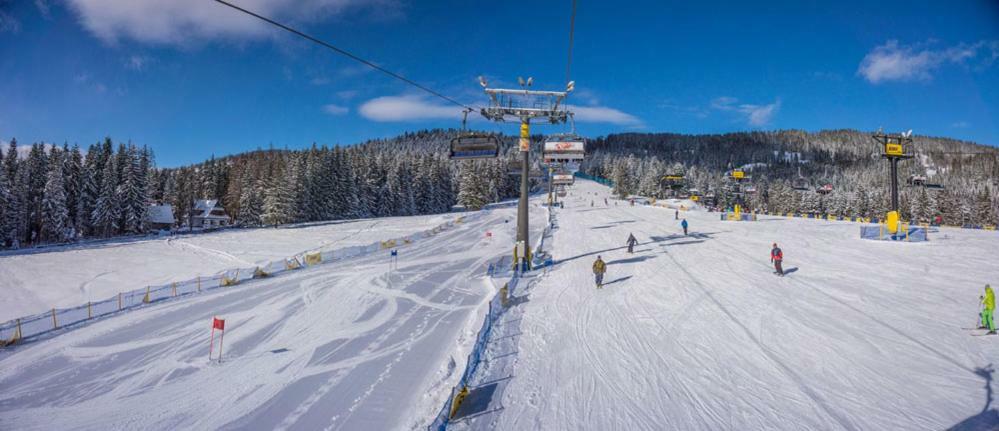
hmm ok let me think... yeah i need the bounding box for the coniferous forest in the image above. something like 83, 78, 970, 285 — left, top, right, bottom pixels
1, 128, 997, 249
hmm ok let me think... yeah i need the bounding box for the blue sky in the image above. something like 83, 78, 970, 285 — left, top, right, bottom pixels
0, 0, 997, 166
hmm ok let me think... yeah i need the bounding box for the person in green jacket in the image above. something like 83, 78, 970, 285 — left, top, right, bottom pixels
981, 284, 996, 334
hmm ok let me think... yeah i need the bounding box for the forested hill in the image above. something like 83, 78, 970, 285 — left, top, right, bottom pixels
583, 129, 999, 226
1, 128, 997, 250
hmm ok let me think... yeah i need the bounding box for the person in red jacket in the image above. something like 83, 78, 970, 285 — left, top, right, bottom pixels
771, 243, 784, 276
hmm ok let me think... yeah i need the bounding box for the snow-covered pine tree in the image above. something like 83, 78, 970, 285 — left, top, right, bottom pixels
93, 155, 121, 237
456, 161, 489, 210
41, 153, 69, 242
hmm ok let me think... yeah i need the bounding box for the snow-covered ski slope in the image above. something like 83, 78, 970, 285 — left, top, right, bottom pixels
458, 179, 999, 431
0, 214, 455, 321
0, 203, 545, 430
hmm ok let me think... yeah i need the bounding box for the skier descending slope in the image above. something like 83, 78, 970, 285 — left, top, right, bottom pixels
981, 284, 996, 334
626, 233, 638, 253
771, 243, 784, 276
592, 255, 607, 289
681, 219, 689, 236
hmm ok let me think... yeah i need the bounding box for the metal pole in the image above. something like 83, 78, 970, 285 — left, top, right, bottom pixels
547, 165, 553, 206
890, 158, 899, 212
518, 119, 531, 271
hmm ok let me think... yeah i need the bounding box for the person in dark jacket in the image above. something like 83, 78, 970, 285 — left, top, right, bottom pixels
681, 219, 688, 236
771, 243, 784, 276
626, 233, 638, 253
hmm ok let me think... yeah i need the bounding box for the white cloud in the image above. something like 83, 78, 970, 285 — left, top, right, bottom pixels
35, 0, 51, 18
710, 96, 781, 126
737, 100, 781, 126
858, 39, 999, 83
125, 55, 151, 71
359, 95, 462, 122
951, 121, 970, 129
322, 103, 349, 115
65, 0, 401, 46
0, 9, 20, 33
566, 105, 642, 126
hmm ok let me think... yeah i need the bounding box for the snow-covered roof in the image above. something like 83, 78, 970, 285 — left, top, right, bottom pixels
193, 199, 228, 220
194, 199, 218, 212
146, 204, 174, 224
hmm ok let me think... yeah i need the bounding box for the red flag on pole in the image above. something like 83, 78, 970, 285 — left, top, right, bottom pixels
209, 317, 226, 362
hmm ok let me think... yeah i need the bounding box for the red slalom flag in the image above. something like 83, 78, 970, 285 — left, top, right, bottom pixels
213, 317, 225, 330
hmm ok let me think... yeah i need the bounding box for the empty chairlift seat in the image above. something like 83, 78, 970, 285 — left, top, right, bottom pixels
450, 134, 500, 160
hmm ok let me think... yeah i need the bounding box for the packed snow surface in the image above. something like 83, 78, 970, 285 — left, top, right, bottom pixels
0, 214, 453, 321
454, 180, 999, 431
0, 201, 546, 430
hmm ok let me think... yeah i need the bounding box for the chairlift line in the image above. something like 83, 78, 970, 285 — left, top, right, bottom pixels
212, 0, 474, 111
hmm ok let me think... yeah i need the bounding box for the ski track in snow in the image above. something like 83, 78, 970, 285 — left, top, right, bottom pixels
0, 203, 547, 430
460, 180, 999, 431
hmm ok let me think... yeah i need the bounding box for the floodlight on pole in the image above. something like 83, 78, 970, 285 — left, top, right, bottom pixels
478, 76, 488, 88
527, 77, 533, 87
566, 80, 575, 93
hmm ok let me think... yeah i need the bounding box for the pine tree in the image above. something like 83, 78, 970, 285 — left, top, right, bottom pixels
41, 154, 69, 242
456, 161, 488, 210
93, 156, 120, 237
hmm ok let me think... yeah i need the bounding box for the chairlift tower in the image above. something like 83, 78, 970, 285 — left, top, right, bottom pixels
479, 76, 573, 271
873, 129, 914, 218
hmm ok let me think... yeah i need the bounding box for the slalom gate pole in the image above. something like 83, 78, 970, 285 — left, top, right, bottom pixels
218, 327, 225, 363
209, 324, 216, 361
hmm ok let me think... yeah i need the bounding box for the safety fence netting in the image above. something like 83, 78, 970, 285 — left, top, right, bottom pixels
428, 205, 556, 430
1, 213, 484, 347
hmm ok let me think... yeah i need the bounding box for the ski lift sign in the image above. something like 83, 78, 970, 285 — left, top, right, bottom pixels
543, 141, 585, 162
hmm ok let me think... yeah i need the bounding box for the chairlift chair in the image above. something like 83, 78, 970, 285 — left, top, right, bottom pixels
542, 134, 586, 164
449, 108, 500, 160
450, 134, 500, 160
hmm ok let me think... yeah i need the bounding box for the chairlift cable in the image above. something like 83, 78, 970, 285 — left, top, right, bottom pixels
213, 0, 475, 111
565, 0, 577, 90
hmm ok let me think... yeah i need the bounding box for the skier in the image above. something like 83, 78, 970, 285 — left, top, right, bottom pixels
675, 209, 679, 220
604, 198, 608, 206
771, 243, 784, 276
590, 200, 594, 207
592, 255, 607, 289
981, 284, 996, 334
681, 219, 689, 236
626, 233, 638, 253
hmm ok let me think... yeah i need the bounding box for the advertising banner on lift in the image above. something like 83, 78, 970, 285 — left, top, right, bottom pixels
543, 141, 585, 161
552, 174, 575, 185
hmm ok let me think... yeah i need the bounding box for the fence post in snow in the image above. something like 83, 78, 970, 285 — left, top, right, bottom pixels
51, 308, 58, 329
118, 293, 122, 310
197, 276, 201, 292
87, 302, 92, 319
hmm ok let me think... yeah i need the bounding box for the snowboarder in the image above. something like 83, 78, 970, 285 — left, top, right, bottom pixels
980, 284, 996, 334
681, 219, 688, 236
593, 255, 607, 289
626, 233, 638, 253
771, 243, 784, 276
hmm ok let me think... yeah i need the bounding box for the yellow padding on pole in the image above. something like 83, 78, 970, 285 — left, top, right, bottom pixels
286, 258, 302, 270
305, 252, 322, 265
449, 386, 469, 419
221, 276, 238, 287
143, 286, 151, 304
380, 240, 397, 249
253, 267, 269, 279
3, 319, 21, 346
